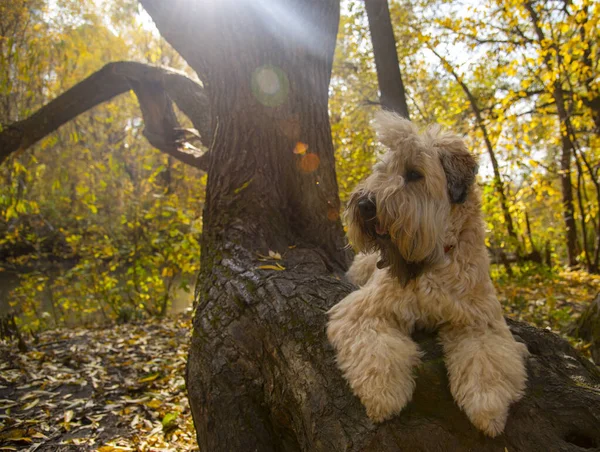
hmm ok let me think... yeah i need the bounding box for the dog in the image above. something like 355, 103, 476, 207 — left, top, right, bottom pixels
327, 111, 528, 437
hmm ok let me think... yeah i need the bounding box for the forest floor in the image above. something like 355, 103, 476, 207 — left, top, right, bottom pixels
0, 264, 599, 451
493, 264, 600, 356
0, 312, 197, 451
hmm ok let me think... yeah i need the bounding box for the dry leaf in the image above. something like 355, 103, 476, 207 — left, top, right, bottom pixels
257, 264, 286, 271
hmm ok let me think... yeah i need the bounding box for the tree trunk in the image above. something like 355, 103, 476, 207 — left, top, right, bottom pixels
364, 0, 410, 118
555, 85, 579, 267
523, 2, 578, 267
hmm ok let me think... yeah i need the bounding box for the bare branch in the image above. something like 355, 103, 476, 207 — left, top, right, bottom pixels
0, 61, 212, 171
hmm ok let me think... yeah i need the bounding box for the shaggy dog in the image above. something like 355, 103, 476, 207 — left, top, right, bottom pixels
327, 112, 528, 437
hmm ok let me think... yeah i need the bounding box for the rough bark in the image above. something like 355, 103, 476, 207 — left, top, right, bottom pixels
141, 0, 349, 267
0, 61, 211, 170
364, 0, 410, 118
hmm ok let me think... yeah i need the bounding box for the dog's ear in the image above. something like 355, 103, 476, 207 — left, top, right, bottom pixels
438, 136, 479, 204
373, 110, 417, 150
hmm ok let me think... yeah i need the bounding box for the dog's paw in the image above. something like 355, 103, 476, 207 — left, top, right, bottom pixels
356, 378, 415, 423
362, 394, 405, 423
468, 408, 508, 437
459, 387, 514, 437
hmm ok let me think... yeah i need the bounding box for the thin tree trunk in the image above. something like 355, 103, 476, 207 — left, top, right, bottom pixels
574, 153, 593, 271
364, 0, 410, 118
524, 2, 578, 267
555, 87, 580, 267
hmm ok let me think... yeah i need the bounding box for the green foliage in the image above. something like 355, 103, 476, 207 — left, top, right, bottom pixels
0, 0, 203, 332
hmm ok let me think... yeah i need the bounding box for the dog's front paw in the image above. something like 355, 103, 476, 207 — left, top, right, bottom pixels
466, 406, 509, 437
354, 374, 416, 423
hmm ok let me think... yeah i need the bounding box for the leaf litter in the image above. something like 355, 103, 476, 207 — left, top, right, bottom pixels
0, 313, 197, 451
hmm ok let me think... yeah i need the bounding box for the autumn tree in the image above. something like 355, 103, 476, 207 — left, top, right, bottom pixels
2, 0, 600, 450
0, 0, 204, 326
419, 0, 599, 269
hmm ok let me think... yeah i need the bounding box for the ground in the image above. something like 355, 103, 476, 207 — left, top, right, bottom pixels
494, 264, 600, 357
0, 264, 598, 451
0, 312, 197, 451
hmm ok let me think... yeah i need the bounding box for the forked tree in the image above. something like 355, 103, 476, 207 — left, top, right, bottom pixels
1, 0, 599, 450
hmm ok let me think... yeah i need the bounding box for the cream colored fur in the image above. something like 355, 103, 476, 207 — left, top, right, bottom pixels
327, 112, 528, 437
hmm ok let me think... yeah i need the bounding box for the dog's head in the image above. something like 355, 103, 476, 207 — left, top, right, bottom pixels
346, 111, 478, 285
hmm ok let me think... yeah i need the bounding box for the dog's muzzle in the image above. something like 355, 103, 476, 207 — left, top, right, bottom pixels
355, 194, 426, 286
357, 196, 387, 238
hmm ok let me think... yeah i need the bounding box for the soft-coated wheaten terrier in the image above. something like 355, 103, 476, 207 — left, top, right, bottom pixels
327, 111, 528, 437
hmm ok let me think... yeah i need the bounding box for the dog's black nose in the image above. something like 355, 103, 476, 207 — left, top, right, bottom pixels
358, 198, 377, 220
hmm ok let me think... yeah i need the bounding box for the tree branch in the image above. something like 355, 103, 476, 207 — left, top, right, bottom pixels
0, 61, 212, 171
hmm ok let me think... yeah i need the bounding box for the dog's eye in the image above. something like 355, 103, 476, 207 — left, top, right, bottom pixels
406, 169, 423, 182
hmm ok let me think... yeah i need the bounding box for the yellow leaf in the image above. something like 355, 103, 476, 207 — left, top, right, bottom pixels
138, 373, 160, 383
257, 264, 286, 271
64, 410, 74, 423
293, 142, 308, 155
0, 429, 27, 441
146, 399, 162, 409
22, 399, 39, 411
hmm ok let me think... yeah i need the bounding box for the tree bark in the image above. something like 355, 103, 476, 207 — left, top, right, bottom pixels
190, 258, 600, 451
0, 61, 212, 170
364, 0, 410, 118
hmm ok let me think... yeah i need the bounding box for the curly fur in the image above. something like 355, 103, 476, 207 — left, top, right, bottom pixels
327, 111, 528, 437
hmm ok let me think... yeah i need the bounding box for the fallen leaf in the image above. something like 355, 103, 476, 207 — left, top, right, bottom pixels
138, 373, 160, 384
257, 264, 286, 271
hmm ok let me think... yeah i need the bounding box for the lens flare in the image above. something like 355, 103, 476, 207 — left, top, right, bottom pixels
293, 142, 308, 155
251, 65, 289, 107
297, 153, 320, 173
